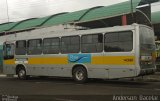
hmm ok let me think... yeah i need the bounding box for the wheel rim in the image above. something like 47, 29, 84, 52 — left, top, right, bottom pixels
18, 69, 25, 78
75, 70, 84, 81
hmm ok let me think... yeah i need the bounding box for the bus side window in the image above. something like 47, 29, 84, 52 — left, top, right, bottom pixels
15, 40, 26, 55
104, 31, 133, 52
27, 39, 42, 55
81, 33, 103, 53
61, 36, 80, 54
43, 37, 60, 54
3, 43, 15, 60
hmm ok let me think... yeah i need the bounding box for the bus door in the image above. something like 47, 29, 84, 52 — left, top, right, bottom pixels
3, 42, 15, 74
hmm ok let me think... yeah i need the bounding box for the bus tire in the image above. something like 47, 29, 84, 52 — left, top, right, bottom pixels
17, 67, 27, 80
73, 66, 88, 83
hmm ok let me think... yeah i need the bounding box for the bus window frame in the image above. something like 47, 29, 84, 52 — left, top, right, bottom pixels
27, 38, 42, 55
43, 37, 60, 54
61, 35, 80, 54
81, 33, 103, 53
104, 31, 133, 52
15, 40, 27, 55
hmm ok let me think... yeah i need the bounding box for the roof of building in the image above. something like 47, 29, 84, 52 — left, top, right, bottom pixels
78, 0, 141, 23
9, 18, 38, 32
2, 0, 159, 34
41, 8, 91, 27
0, 22, 19, 32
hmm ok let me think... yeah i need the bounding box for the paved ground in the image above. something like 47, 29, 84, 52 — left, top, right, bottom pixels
0, 74, 160, 101
131, 72, 160, 82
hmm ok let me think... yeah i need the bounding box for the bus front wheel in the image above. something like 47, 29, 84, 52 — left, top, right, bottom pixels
73, 66, 88, 83
17, 67, 27, 80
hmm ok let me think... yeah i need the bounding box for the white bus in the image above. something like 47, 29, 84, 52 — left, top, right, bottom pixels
155, 41, 160, 57
155, 41, 160, 71
2, 24, 156, 83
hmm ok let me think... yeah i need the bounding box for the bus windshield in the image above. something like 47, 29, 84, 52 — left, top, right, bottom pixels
155, 41, 160, 58
140, 27, 155, 51
139, 26, 156, 69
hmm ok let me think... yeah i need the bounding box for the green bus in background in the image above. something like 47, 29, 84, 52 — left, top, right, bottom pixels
0, 45, 3, 73
155, 41, 160, 71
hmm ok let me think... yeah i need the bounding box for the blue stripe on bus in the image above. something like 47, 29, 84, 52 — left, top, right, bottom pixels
68, 54, 91, 63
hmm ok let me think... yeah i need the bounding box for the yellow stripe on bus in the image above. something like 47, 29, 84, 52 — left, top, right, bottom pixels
4, 56, 135, 65
92, 56, 135, 65
28, 57, 68, 64
4, 59, 15, 65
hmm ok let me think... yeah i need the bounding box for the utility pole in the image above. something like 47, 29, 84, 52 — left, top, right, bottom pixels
130, 0, 135, 23
5, 0, 9, 39
5, 0, 9, 23
130, 0, 133, 14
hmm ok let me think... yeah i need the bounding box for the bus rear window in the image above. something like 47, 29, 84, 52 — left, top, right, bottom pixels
140, 27, 155, 45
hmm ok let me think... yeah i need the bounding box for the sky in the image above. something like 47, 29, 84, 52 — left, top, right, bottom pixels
0, 0, 160, 24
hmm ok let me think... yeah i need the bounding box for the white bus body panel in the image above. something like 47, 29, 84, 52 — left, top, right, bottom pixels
1, 24, 148, 79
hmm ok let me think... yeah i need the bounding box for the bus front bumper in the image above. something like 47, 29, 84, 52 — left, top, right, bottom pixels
138, 68, 156, 76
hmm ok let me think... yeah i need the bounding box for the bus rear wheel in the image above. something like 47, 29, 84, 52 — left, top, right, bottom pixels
17, 68, 27, 80
73, 66, 88, 83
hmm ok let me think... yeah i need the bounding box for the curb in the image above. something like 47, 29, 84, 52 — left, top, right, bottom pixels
0, 74, 7, 77
134, 73, 160, 82
135, 77, 160, 82
0, 74, 17, 77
